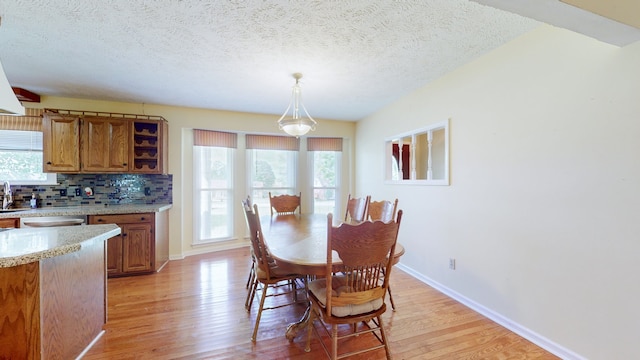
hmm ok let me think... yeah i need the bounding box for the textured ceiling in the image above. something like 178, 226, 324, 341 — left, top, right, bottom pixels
1, 1, 541, 121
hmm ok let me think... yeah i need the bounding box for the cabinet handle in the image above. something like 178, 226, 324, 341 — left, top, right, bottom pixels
123, 163, 127, 166
97, 219, 103, 222
46, 161, 52, 165
140, 217, 146, 221
123, 233, 127, 237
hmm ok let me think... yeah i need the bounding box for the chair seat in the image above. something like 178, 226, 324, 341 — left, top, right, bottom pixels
255, 265, 299, 281
308, 276, 384, 317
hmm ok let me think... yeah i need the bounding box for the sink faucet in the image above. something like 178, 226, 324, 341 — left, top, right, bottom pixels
2, 181, 13, 210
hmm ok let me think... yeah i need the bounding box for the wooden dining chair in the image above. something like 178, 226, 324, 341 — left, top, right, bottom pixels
367, 198, 400, 310
344, 194, 370, 223
242, 196, 257, 306
367, 198, 398, 223
268, 192, 301, 215
242, 203, 304, 342
305, 210, 403, 360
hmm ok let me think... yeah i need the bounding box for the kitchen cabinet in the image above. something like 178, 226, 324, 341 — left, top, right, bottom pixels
42, 111, 168, 174
0, 218, 19, 228
130, 119, 168, 174
88, 211, 169, 277
82, 116, 129, 172
42, 113, 81, 172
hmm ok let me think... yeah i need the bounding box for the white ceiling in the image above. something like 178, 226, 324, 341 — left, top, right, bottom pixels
0, 1, 637, 122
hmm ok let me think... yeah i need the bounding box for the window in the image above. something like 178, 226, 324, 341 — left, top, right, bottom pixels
0, 129, 56, 185
246, 134, 299, 216
193, 130, 237, 244
308, 137, 343, 215
248, 149, 298, 216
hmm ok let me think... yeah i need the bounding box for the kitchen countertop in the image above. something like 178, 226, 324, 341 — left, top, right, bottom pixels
0, 203, 172, 219
0, 224, 121, 268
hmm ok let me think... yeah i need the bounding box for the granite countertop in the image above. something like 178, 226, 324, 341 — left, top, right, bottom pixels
0, 203, 172, 219
0, 224, 121, 268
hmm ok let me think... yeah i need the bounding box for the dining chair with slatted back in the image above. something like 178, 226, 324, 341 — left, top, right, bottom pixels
344, 194, 370, 223
367, 198, 398, 223
269, 192, 302, 215
367, 198, 401, 310
242, 203, 304, 342
305, 210, 403, 359
241, 196, 258, 306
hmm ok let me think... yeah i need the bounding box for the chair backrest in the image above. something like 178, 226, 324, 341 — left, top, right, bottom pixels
367, 198, 398, 223
241, 203, 274, 280
344, 194, 370, 223
269, 192, 301, 215
325, 210, 403, 312
241, 195, 252, 211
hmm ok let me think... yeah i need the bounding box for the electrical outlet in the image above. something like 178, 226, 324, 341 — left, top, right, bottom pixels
75, 187, 82, 196
449, 258, 456, 270
59, 189, 67, 197
144, 187, 151, 196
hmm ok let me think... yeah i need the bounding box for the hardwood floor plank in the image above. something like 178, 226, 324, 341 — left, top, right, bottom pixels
83, 248, 559, 359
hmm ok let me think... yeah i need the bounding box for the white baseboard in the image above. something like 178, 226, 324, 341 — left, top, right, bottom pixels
170, 241, 249, 260
396, 263, 585, 360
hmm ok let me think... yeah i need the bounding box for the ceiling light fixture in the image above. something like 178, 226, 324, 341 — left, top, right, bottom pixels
277, 73, 316, 137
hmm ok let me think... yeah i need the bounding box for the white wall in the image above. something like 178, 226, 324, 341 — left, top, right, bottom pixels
355, 25, 640, 360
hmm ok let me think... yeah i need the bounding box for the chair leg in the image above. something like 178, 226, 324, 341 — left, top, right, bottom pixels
377, 315, 392, 360
388, 284, 396, 311
245, 276, 257, 311
251, 284, 269, 342
305, 306, 315, 352
245, 261, 255, 289
383, 268, 397, 311
331, 324, 339, 360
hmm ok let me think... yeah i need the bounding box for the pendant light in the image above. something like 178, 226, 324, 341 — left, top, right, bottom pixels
277, 73, 316, 137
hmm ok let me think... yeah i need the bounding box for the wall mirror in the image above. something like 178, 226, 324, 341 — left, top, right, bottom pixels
385, 119, 449, 185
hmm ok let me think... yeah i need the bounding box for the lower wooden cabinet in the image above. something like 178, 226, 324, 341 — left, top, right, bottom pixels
0, 218, 19, 228
88, 211, 168, 277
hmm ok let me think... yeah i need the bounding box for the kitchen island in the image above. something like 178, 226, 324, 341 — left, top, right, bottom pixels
0, 203, 172, 278
0, 224, 121, 360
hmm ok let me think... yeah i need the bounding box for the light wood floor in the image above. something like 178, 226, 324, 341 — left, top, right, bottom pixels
83, 247, 559, 360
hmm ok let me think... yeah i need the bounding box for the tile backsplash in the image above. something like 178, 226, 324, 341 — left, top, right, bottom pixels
9, 173, 172, 208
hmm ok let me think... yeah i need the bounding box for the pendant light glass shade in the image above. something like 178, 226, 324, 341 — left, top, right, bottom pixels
277, 73, 316, 137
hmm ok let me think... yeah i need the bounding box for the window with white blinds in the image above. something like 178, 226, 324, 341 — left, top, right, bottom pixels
193, 129, 236, 243
0, 129, 56, 184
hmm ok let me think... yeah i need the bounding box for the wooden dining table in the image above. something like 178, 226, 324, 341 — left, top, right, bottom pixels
260, 213, 405, 340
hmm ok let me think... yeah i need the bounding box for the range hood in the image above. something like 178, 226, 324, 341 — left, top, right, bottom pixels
0, 60, 24, 115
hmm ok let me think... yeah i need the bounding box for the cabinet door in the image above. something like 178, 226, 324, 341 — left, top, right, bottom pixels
82, 117, 129, 172
122, 223, 152, 273
0, 218, 19, 228
42, 113, 80, 172
106, 235, 124, 276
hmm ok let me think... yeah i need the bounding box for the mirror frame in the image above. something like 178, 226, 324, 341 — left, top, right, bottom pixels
384, 118, 449, 186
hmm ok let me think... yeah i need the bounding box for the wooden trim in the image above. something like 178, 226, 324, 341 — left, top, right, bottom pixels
307, 137, 343, 151
0, 108, 43, 131
246, 134, 299, 150
193, 129, 238, 148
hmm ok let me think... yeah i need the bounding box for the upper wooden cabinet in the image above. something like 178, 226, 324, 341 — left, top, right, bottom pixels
42, 113, 81, 172
82, 116, 130, 172
130, 119, 168, 174
42, 111, 168, 174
